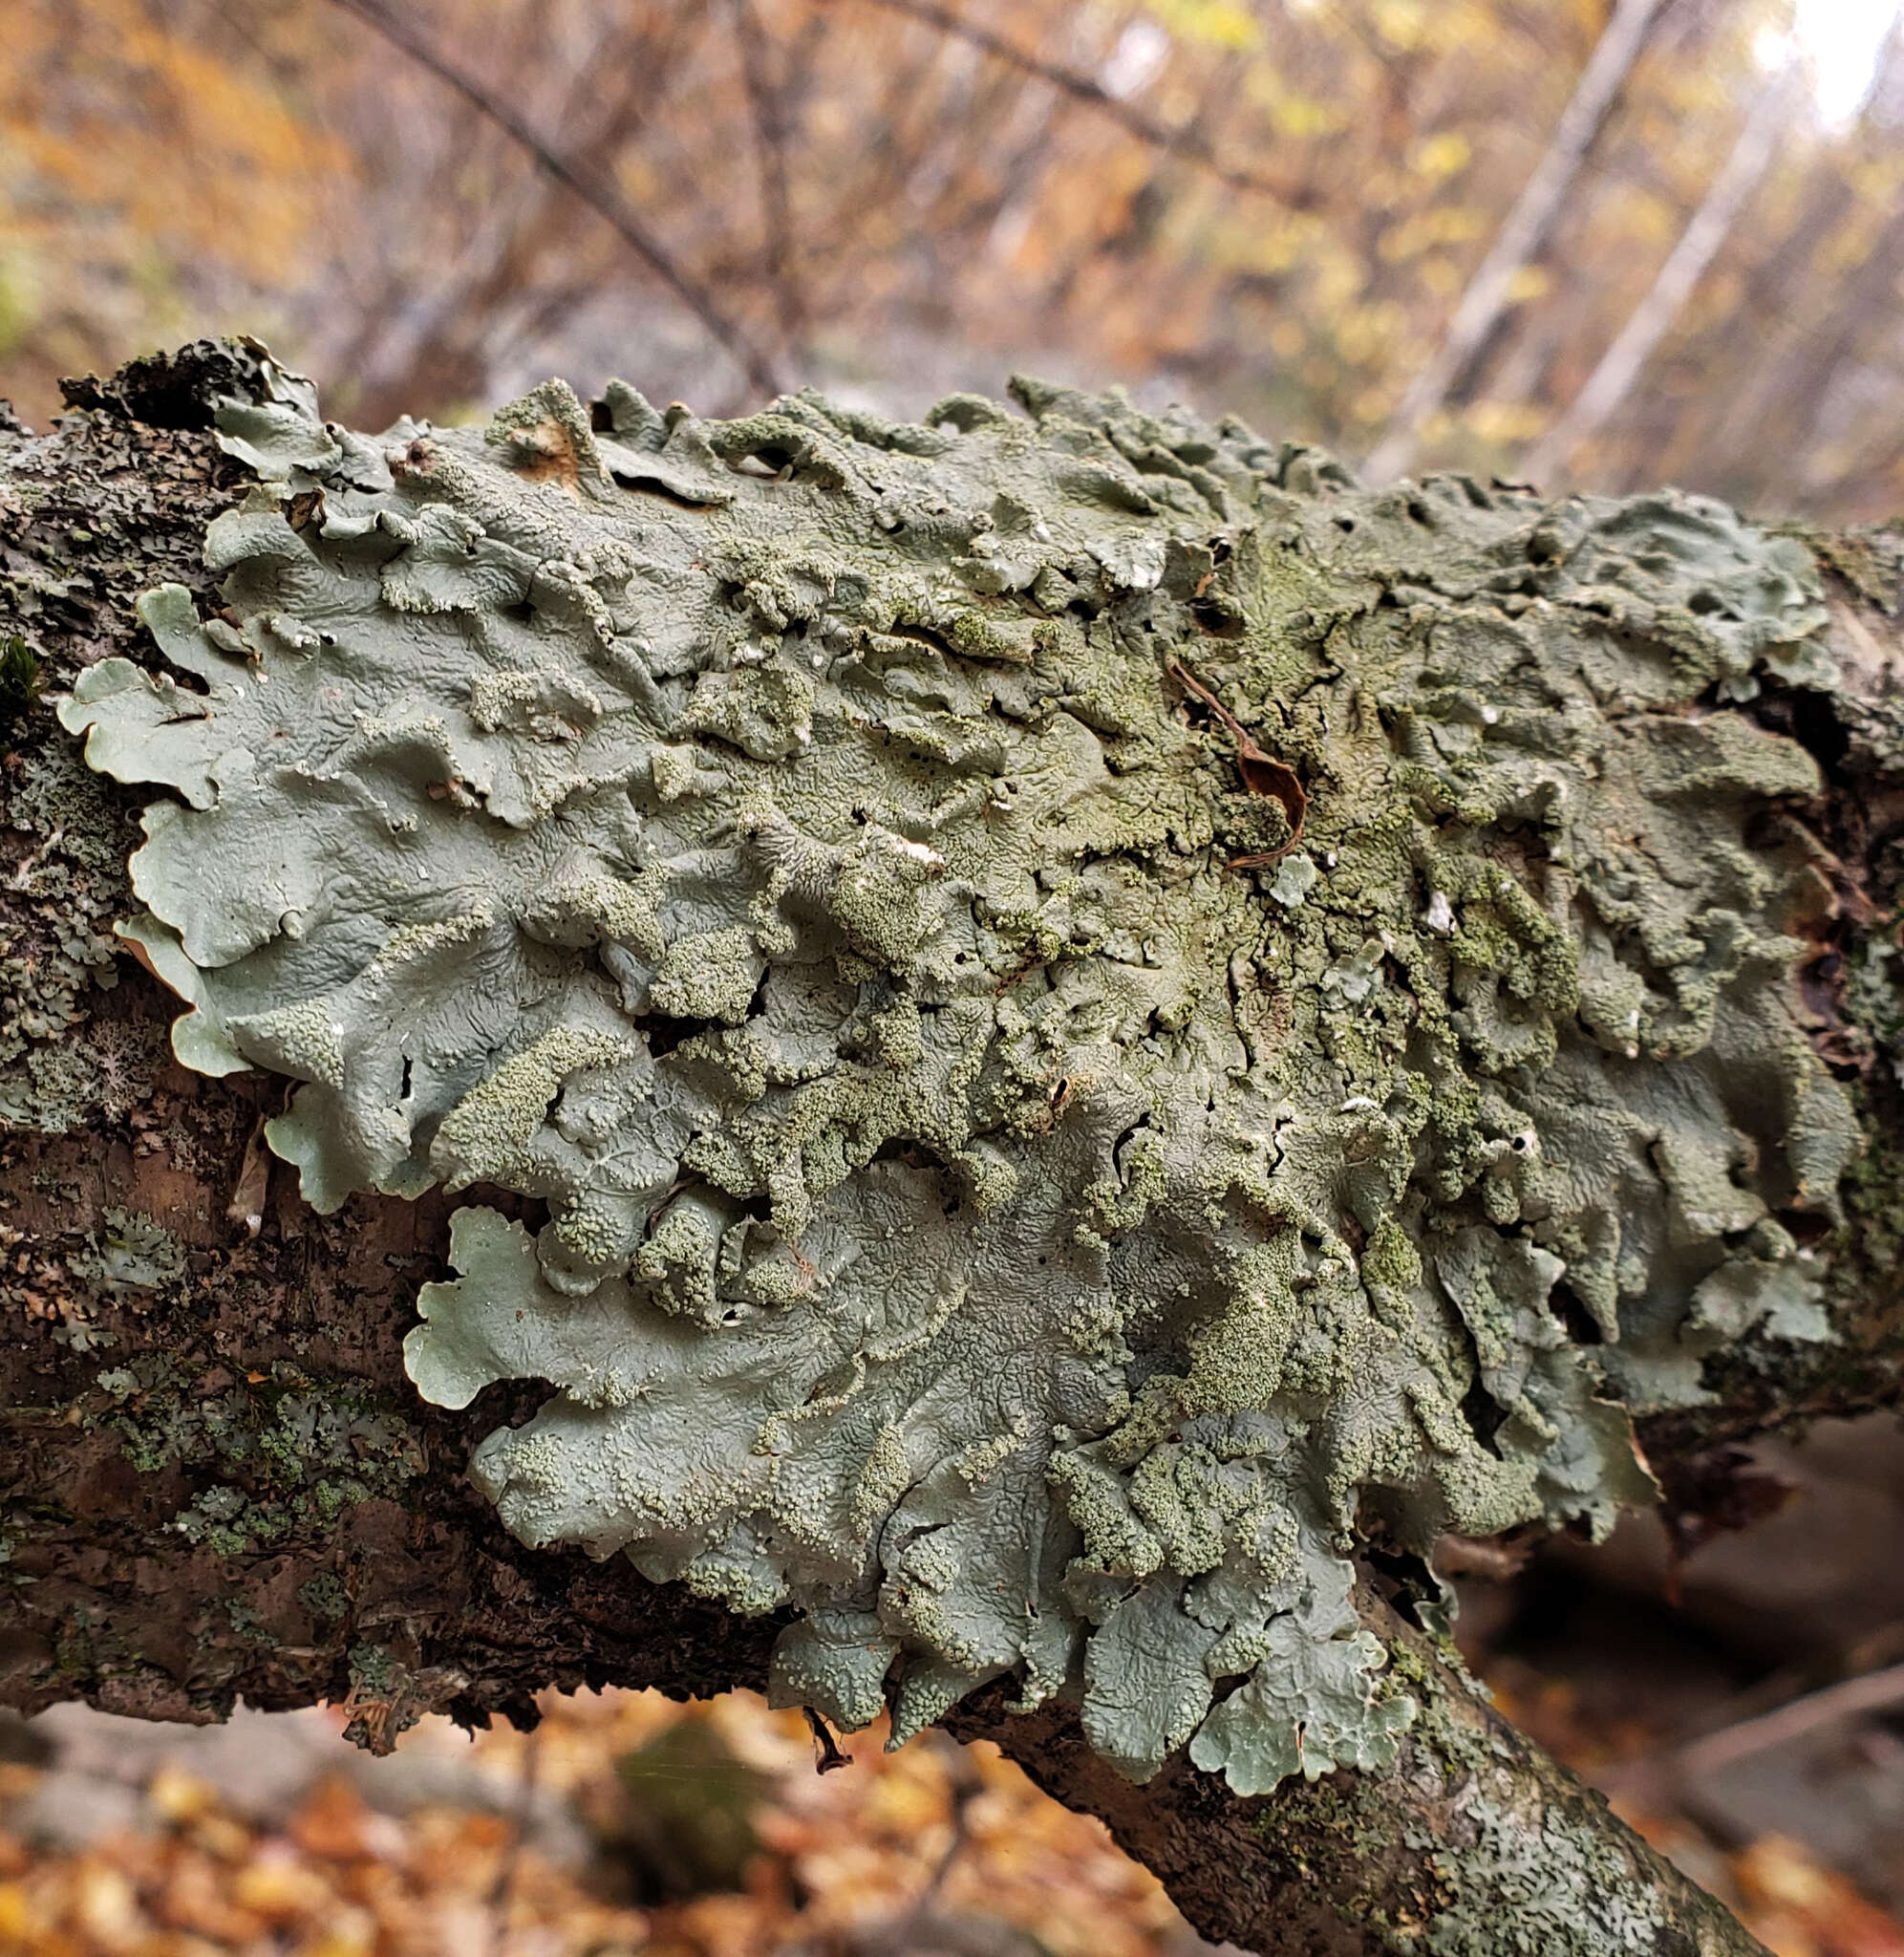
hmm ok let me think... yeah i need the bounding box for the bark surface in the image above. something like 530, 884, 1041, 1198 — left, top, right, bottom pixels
5, 347, 1904, 1956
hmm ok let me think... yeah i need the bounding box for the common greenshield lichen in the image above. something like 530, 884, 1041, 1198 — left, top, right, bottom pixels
59, 353, 1858, 1788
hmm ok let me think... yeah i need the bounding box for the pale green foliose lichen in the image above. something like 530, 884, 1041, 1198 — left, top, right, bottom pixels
72, 1206, 184, 1297
59, 353, 1858, 1790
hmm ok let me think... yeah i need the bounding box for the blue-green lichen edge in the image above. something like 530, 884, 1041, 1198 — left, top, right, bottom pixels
58, 351, 1858, 1791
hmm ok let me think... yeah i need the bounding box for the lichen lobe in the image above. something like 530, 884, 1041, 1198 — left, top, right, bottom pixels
58, 352, 1859, 1790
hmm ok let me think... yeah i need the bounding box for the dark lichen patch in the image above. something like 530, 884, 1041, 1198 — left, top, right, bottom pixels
0, 744, 143, 1133
297, 1571, 349, 1620
72, 1206, 183, 1299
0, 634, 41, 751
1642, 657, 1904, 1454
96, 1355, 425, 1541
1, 363, 251, 1135
339, 1639, 460, 1753
2, 1188, 189, 1354
60, 352, 1860, 1793
57, 336, 277, 435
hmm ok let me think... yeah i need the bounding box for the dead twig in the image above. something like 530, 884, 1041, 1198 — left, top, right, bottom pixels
1596, 1659, 1904, 1826
316, 0, 785, 400
728, 0, 807, 366
832, 0, 1308, 207
225, 1112, 273, 1237
486, 1722, 543, 1957
1433, 1533, 1535, 1581
803, 1705, 853, 1774
891, 1733, 981, 1938
1673, 1662, 1904, 1781
1522, 56, 1803, 486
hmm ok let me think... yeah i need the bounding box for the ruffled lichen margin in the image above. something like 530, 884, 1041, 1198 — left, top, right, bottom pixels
57, 349, 1859, 1793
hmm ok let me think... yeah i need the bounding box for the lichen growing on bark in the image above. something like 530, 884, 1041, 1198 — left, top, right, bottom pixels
59, 351, 1859, 1789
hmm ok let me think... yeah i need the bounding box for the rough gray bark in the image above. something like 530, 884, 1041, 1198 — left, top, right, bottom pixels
5, 344, 1904, 1955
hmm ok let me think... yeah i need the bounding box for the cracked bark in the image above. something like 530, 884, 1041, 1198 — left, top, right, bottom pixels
5, 347, 1903, 1957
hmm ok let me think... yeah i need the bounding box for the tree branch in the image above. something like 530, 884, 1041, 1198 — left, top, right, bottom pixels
8, 343, 1904, 1956
727, 0, 809, 366
954, 1595, 1775, 1957
830, 0, 1311, 207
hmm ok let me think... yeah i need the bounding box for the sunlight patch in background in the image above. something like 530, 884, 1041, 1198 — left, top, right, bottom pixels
1791, 0, 1900, 125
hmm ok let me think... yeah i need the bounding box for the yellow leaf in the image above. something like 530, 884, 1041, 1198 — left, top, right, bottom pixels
1142, 0, 1263, 52
1412, 131, 1473, 180
1375, 0, 1427, 51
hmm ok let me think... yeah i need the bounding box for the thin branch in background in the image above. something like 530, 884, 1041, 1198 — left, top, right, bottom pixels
1362, 0, 1666, 484
485, 1722, 543, 1957
315, 0, 786, 400
728, 0, 808, 368
1522, 58, 1803, 488
888, 1733, 983, 1941
832, 0, 1310, 207
1600, 1657, 1904, 1831
1673, 1660, 1904, 1783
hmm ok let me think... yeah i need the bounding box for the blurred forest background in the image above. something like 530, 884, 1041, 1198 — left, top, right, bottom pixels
8, 0, 1904, 515
9, 3, 1904, 1953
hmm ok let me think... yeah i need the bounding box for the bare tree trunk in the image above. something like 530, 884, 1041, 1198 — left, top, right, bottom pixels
1363, 0, 1665, 484
1524, 60, 1804, 488
7, 343, 1904, 1954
